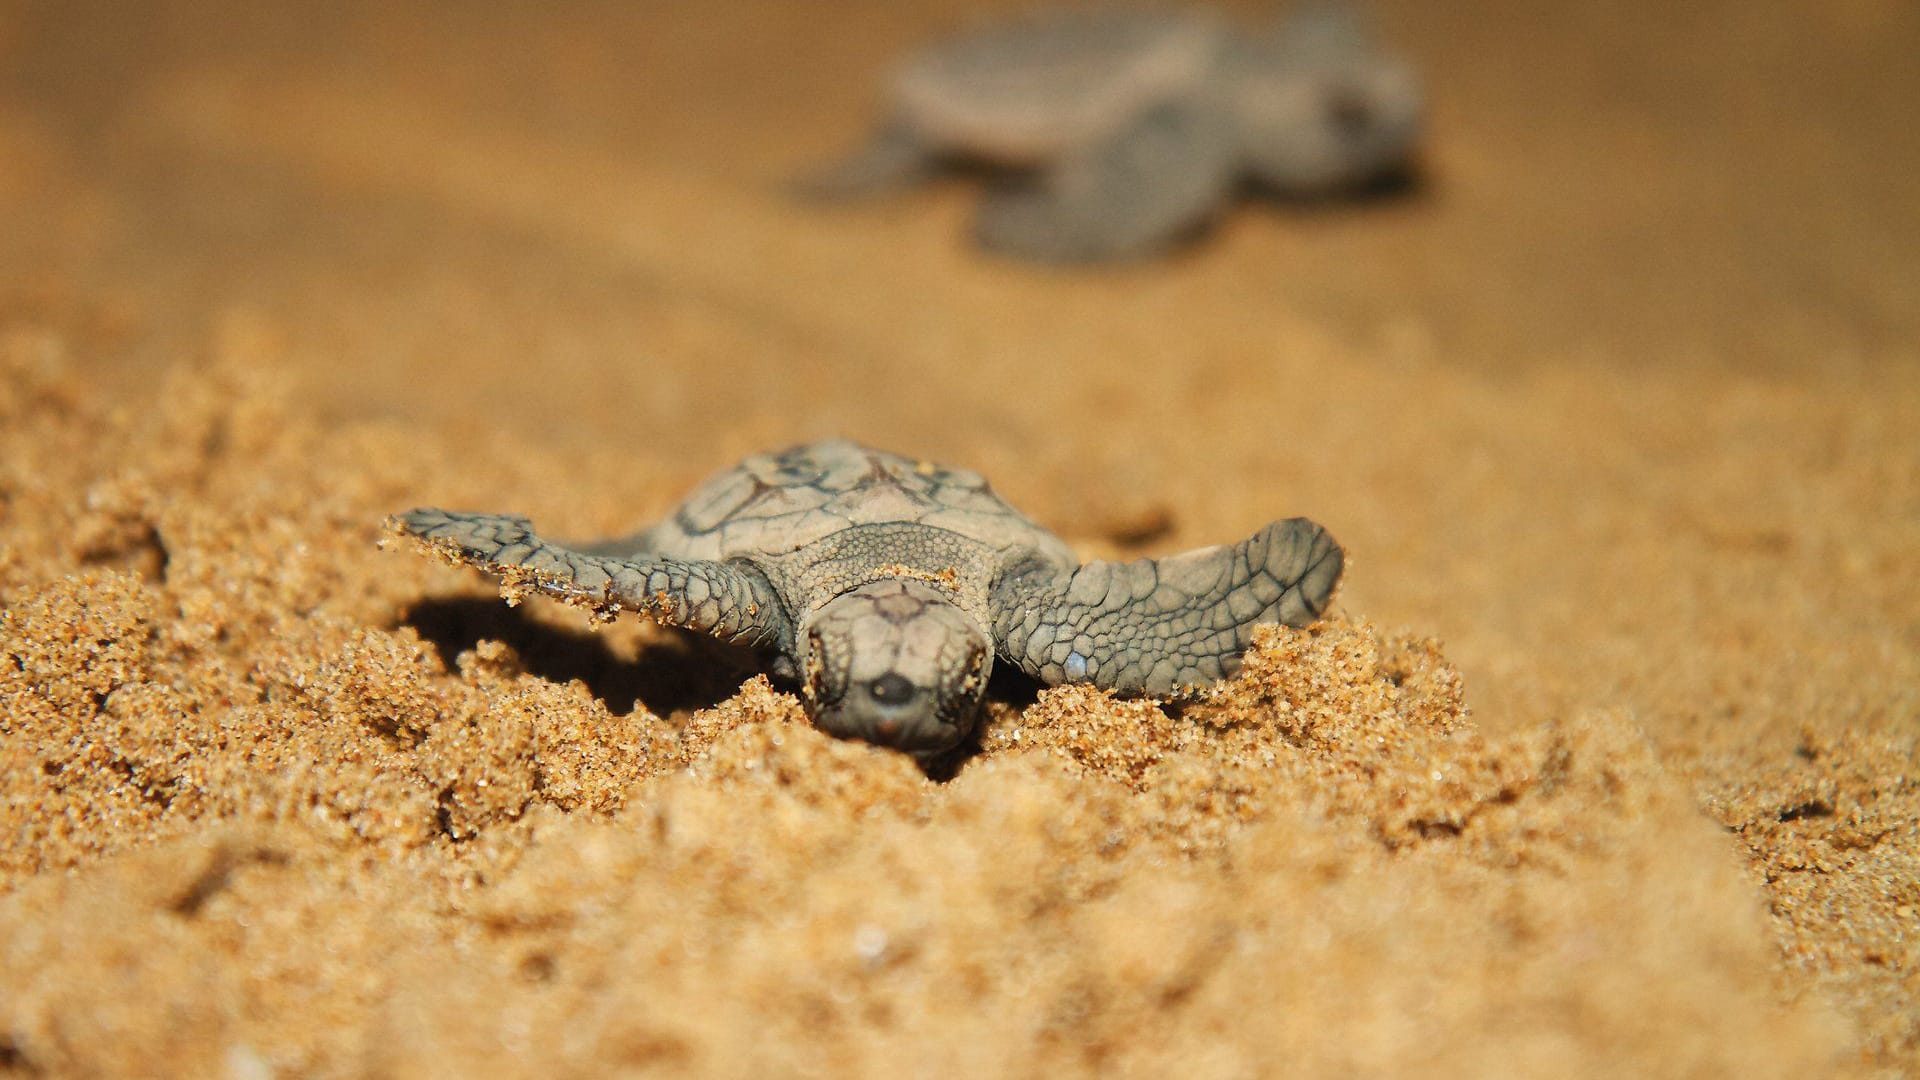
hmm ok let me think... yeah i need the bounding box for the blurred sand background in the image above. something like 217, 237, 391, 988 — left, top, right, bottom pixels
1, 0, 1917, 1076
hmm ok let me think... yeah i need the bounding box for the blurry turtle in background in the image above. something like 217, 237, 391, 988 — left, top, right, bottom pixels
799, 3, 1425, 262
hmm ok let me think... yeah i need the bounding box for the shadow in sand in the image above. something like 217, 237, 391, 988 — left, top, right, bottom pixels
398, 596, 764, 719
921, 664, 1049, 782
400, 597, 1059, 780
985, 663, 1046, 716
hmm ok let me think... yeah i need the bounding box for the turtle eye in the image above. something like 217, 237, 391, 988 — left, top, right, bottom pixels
805, 629, 847, 704
945, 645, 991, 715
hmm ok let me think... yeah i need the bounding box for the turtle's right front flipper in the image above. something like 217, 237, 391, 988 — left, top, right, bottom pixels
989, 517, 1342, 695
389, 509, 792, 652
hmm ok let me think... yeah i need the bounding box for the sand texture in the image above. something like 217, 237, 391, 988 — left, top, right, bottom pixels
2, 1, 1917, 1077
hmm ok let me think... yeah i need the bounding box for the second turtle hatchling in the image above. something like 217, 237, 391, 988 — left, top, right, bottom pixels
391, 440, 1342, 761
800, 3, 1424, 262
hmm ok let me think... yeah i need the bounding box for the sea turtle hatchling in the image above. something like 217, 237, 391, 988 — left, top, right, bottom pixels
800, 3, 1424, 262
390, 440, 1342, 761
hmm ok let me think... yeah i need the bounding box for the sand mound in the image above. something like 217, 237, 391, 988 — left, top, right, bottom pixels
0, 348, 1845, 1077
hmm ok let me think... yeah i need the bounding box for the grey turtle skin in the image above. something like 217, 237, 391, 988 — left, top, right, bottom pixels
391, 441, 1342, 761
800, 4, 1424, 262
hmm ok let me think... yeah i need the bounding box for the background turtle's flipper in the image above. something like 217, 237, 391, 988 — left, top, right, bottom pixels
991, 518, 1342, 695
974, 98, 1237, 262
390, 509, 791, 652
793, 118, 937, 200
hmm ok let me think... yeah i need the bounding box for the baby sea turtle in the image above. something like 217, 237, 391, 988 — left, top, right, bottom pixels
800, 4, 1424, 262
390, 441, 1342, 761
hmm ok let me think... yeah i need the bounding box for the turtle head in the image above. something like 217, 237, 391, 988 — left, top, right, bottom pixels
799, 579, 992, 760
1226, 5, 1423, 193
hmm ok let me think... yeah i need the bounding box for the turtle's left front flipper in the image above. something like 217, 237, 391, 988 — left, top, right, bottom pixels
989, 517, 1342, 695
389, 508, 792, 652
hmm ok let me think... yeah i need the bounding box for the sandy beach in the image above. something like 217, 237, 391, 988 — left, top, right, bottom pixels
2, 1, 1916, 1076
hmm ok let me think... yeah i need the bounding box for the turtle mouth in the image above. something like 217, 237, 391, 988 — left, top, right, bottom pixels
804, 672, 983, 758
813, 698, 962, 756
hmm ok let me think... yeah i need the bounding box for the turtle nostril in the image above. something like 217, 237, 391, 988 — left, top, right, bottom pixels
869, 673, 917, 705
